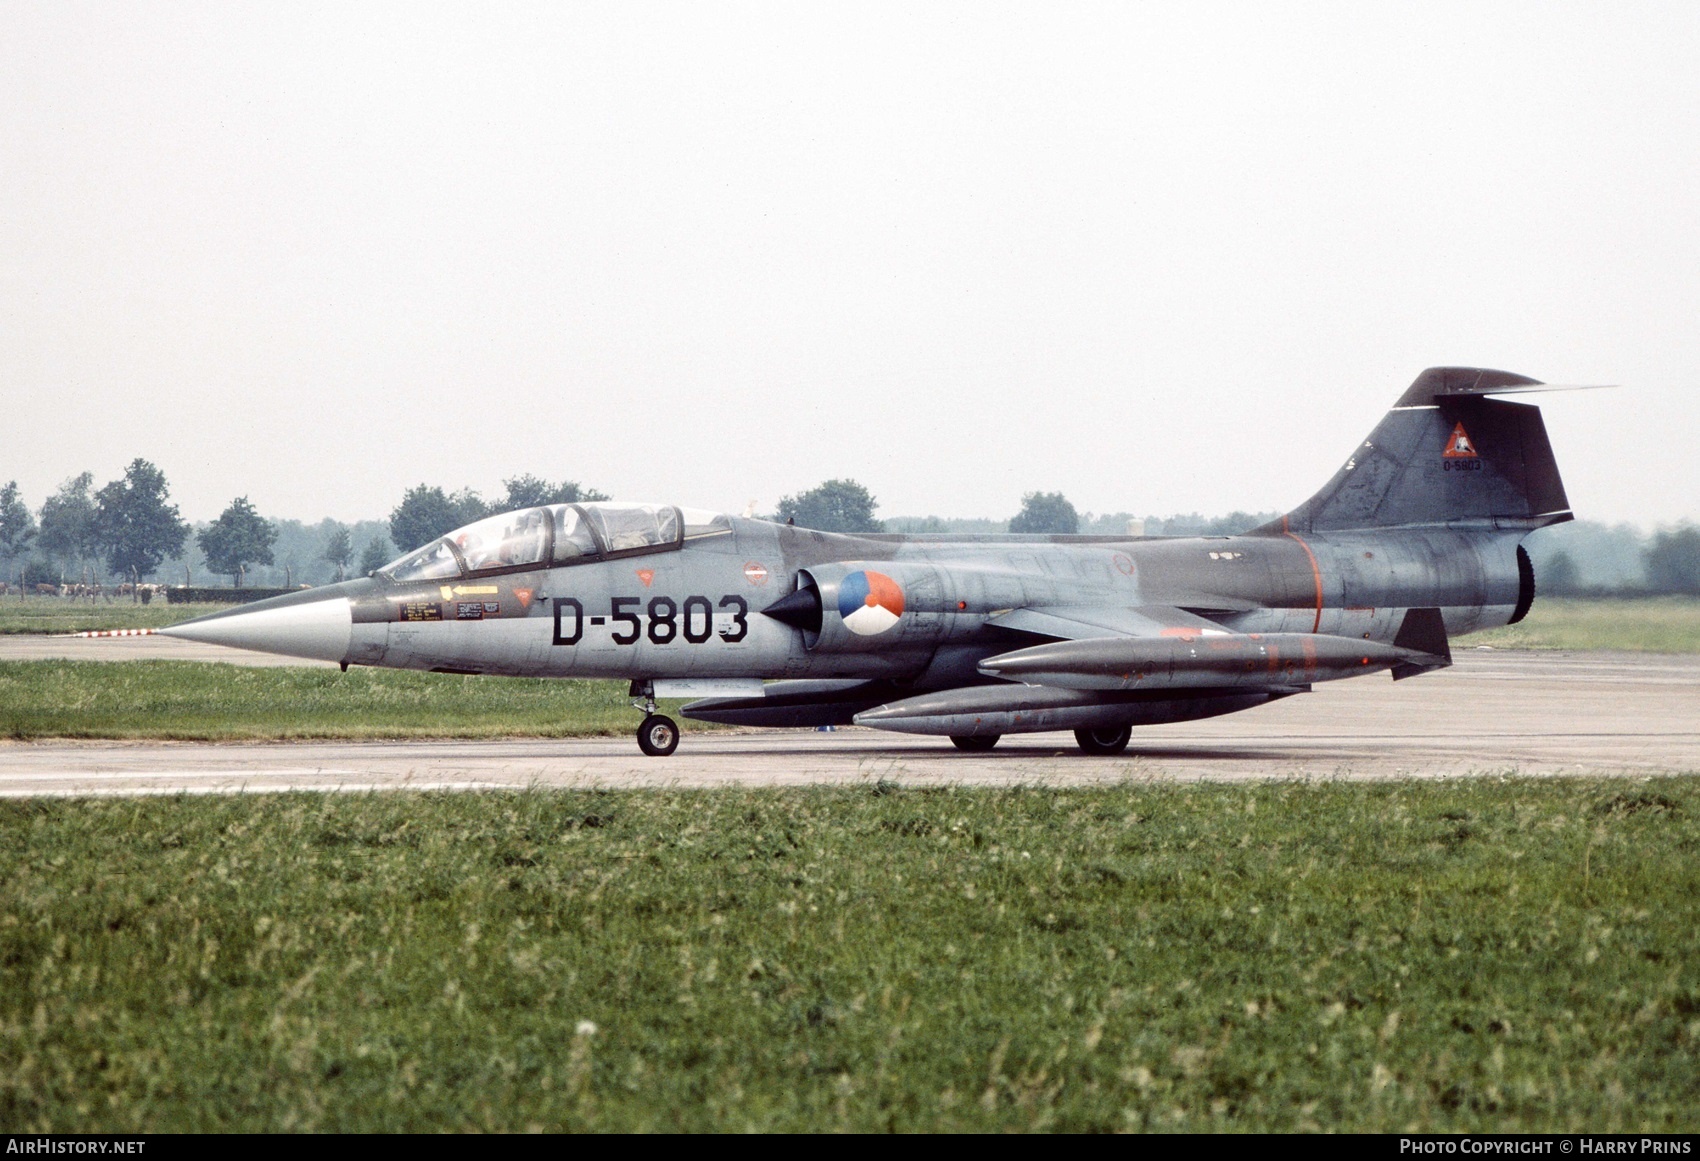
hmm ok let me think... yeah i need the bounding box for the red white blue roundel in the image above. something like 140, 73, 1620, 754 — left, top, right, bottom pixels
839, 570, 906, 636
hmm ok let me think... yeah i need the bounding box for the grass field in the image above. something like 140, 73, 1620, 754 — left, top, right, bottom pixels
0, 595, 234, 635
2, 778, 1696, 1132
1466, 597, 1700, 652
0, 661, 663, 740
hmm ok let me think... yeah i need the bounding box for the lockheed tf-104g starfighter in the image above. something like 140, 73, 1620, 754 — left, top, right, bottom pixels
161, 367, 1583, 756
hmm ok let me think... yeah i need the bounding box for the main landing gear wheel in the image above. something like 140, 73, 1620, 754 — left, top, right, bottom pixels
637, 714, 680, 757
1074, 725, 1132, 756
950, 735, 1001, 752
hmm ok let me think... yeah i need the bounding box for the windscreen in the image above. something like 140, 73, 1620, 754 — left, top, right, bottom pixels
384, 539, 462, 582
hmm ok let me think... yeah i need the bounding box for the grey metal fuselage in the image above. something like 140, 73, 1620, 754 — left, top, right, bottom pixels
314, 520, 1518, 683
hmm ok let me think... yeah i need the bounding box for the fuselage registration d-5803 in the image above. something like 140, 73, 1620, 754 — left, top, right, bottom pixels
161, 367, 1588, 756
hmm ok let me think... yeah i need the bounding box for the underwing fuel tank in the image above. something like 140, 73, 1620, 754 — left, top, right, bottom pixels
853, 684, 1292, 737
681, 679, 901, 728
977, 632, 1434, 692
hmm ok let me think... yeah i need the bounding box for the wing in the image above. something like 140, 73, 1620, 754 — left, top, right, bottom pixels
985, 604, 1230, 641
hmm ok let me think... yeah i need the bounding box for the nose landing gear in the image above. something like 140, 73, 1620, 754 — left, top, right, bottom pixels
629, 680, 680, 757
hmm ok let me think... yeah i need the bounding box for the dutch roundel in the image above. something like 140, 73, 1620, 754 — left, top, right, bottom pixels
838, 570, 906, 636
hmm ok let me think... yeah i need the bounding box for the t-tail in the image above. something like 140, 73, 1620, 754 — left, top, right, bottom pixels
1261, 367, 1577, 536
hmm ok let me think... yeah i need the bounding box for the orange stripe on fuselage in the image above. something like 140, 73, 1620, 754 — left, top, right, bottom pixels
1281, 531, 1324, 633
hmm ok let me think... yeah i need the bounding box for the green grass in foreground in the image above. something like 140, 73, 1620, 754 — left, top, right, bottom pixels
1467, 596, 1700, 652
0, 661, 667, 740
0, 596, 235, 635
3, 779, 1698, 1132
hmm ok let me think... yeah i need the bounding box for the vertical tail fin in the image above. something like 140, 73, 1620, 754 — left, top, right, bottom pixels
1265, 367, 1576, 534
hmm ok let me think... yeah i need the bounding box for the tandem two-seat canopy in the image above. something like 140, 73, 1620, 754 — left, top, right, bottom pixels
381, 503, 732, 582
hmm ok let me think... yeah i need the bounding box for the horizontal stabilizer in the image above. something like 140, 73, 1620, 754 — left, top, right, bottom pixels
1395, 367, 1614, 406
1430, 383, 1615, 398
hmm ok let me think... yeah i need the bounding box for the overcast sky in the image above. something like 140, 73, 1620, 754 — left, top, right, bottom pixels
2, 2, 1696, 529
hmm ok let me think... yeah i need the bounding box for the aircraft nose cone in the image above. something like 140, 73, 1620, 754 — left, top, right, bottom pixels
160, 591, 354, 663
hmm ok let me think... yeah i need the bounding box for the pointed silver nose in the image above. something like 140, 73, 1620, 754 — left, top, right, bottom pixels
160, 594, 353, 663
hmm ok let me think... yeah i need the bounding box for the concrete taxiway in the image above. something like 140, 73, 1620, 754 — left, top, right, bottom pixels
0, 634, 337, 666
2, 650, 1696, 796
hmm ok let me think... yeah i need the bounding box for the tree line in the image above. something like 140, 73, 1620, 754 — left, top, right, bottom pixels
0, 469, 609, 590
4, 466, 1697, 595
1, 461, 191, 589
772, 480, 1097, 536
1532, 523, 1700, 597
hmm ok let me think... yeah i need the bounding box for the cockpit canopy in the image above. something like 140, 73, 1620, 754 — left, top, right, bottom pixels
381, 503, 732, 583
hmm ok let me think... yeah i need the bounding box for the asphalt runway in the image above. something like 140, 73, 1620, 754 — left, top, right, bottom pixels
2, 649, 1696, 796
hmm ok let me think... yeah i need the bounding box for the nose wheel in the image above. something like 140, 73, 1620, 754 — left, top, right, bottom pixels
629, 680, 681, 757
637, 713, 680, 757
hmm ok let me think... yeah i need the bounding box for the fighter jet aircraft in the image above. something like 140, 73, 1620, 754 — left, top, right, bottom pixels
161, 367, 1579, 756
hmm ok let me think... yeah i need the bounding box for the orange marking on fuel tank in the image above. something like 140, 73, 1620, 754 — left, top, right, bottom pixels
1282, 531, 1325, 633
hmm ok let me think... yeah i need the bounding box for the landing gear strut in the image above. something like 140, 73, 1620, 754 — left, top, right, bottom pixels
629, 680, 680, 757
